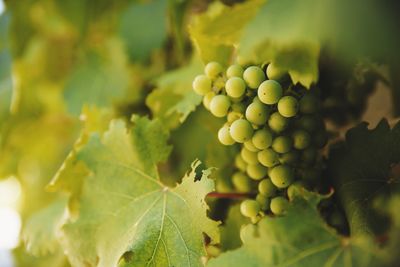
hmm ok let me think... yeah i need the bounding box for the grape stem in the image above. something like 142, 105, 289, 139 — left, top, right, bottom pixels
206, 192, 255, 199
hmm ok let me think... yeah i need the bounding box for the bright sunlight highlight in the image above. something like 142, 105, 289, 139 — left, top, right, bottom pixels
0, 207, 21, 249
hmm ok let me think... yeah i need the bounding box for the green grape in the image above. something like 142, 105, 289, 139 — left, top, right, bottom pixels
292, 130, 311, 150
268, 112, 289, 133
279, 150, 299, 165
243, 66, 265, 89
231, 102, 246, 113
226, 77, 246, 98
218, 125, 235, 145
240, 147, 259, 164
256, 193, 270, 210
258, 148, 279, 167
240, 199, 261, 218
192, 74, 212, 95
202, 91, 216, 110
205, 61, 223, 79
269, 164, 294, 188
210, 95, 231, 117
227, 111, 242, 123
235, 154, 247, 172
270, 196, 289, 215
226, 64, 244, 78
297, 115, 318, 132
240, 223, 257, 244
232, 172, 252, 192
230, 119, 254, 143
277, 96, 299, 118
287, 181, 306, 201
272, 136, 292, 154
314, 130, 328, 148
258, 80, 283, 104
252, 128, 273, 150
230, 95, 244, 103
299, 93, 319, 114
215, 175, 233, 193
301, 147, 317, 165
266, 62, 286, 80
258, 178, 277, 197
246, 163, 268, 180
244, 140, 259, 152
245, 102, 269, 125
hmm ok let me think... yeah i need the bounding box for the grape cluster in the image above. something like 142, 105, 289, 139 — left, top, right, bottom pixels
193, 62, 327, 221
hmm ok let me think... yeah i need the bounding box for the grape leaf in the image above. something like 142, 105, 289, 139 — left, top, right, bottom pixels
219, 204, 247, 251
208, 194, 388, 267
0, 12, 12, 124
189, 0, 265, 64
146, 57, 203, 129
51, 117, 220, 267
328, 120, 400, 236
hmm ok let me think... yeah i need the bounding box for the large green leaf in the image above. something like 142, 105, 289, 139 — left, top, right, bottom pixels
51, 117, 220, 267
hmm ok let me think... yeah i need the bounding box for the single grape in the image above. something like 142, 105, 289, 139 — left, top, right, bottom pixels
240, 199, 261, 218
231, 102, 246, 113
192, 74, 212, 95
240, 147, 259, 164
299, 93, 319, 114
252, 128, 273, 150
266, 63, 286, 80
244, 140, 259, 152
232, 172, 253, 192
230, 95, 244, 103
215, 176, 233, 193
210, 95, 231, 117
272, 136, 292, 154
246, 163, 268, 180
258, 80, 283, 105
243, 66, 265, 89
277, 96, 299, 118
218, 125, 235, 145
226, 64, 244, 78
292, 130, 311, 150
252, 96, 262, 104
268, 112, 289, 133
269, 164, 294, 188
234, 154, 247, 172
287, 181, 306, 201
245, 102, 269, 125
202, 91, 216, 110
226, 77, 246, 98
205, 61, 223, 79
258, 148, 279, 167
301, 147, 317, 165
256, 193, 270, 210
230, 119, 254, 143
279, 150, 299, 165
258, 178, 277, 197
270, 196, 289, 215
227, 111, 242, 123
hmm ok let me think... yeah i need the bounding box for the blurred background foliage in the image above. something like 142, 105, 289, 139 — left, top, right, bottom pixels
0, 0, 399, 266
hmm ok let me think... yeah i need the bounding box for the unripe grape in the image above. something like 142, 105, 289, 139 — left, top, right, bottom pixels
205, 61, 223, 79
203, 91, 216, 110
278, 96, 299, 118
272, 136, 292, 154
256, 193, 270, 210
258, 80, 283, 105
245, 102, 269, 125
252, 96, 262, 104
266, 63, 286, 80
192, 74, 212, 95
226, 64, 244, 78
232, 172, 252, 192
299, 93, 319, 114
246, 163, 268, 180
230, 119, 254, 143
269, 164, 294, 188
231, 102, 246, 113
252, 128, 273, 150
270, 196, 289, 215
230, 95, 244, 103
243, 66, 265, 89
240, 223, 257, 244
210, 95, 231, 117
218, 125, 235, 145
234, 154, 247, 172
287, 181, 306, 200
227, 111, 242, 123
240, 147, 258, 164
258, 148, 279, 167
292, 130, 311, 150
268, 112, 289, 133
258, 178, 277, 197
240, 199, 261, 218
244, 140, 259, 152
279, 150, 299, 165
226, 77, 246, 98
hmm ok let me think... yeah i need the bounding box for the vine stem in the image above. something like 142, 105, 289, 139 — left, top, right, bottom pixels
206, 192, 255, 199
